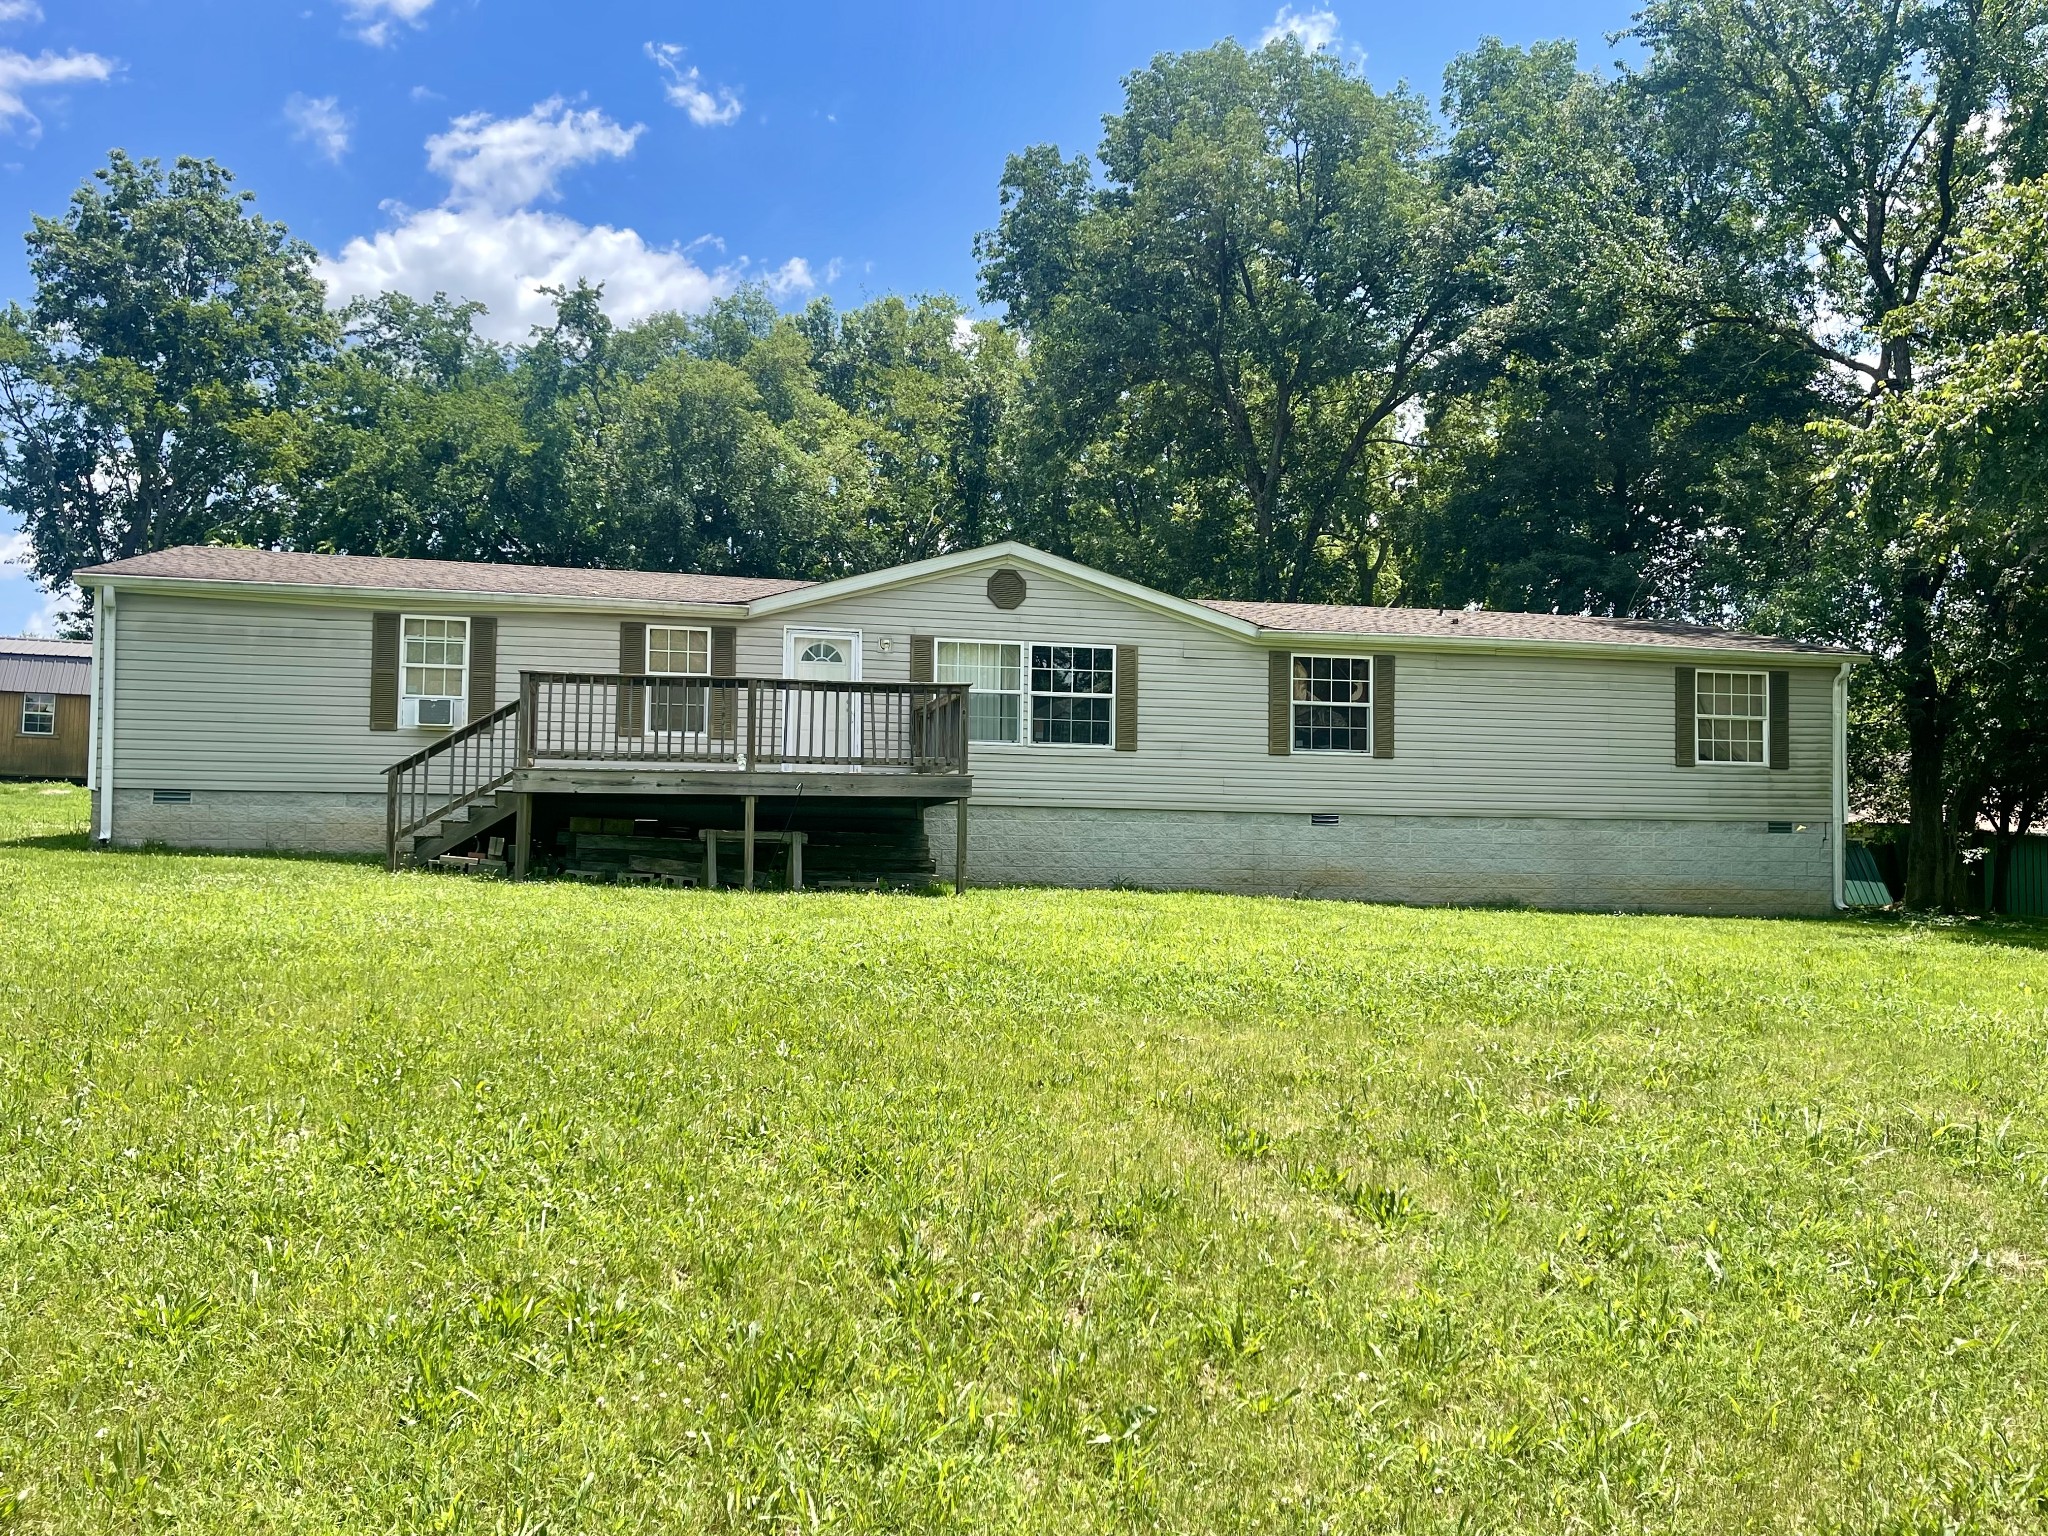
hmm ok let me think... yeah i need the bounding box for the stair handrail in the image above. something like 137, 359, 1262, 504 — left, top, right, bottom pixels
384, 697, 523, 870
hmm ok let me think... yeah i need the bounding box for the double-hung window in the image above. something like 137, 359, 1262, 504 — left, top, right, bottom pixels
1292, 655, 1372, 752
20, 693, 55, 736
401, 616, 468, 726
1030, 644, 1114, 746
936, 640, 1023, 744
647, 625, 710, 733
1695, 669, 1767, 764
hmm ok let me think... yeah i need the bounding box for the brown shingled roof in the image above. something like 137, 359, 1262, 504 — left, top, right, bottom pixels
1198, 600, 1853, 656
75, 546, 813, 605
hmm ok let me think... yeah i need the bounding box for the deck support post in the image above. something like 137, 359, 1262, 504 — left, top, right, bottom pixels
955, 797, 968, 895
510, 792, 533, 881
789, 830, 804, 892
743, 795, 757, 891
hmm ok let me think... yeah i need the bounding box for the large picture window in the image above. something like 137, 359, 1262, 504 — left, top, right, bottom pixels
1030, 644, 1114, 746
1292, 655, 1372, 752
936, 640, 1023, 744
401, 616, 468, 701
20, 692, 55, 736
1696, 669, 1767, 764
647, 624, 710, 733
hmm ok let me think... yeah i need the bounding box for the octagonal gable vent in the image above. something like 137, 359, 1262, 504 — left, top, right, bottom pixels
987, 568, 1027, 610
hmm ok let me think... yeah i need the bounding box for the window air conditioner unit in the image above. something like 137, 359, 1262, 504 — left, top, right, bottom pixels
403, 696, 462, 729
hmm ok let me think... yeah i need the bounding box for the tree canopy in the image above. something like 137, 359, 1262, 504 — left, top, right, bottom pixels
5, 18, 2048, 905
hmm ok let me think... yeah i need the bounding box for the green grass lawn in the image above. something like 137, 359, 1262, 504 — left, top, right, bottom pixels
2, 783, 2047, 1533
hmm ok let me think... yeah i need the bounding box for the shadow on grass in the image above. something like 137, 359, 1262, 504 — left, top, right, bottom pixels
0, 831, 93, 852
0, 830, 381, 869
1835, 906, 2048, 951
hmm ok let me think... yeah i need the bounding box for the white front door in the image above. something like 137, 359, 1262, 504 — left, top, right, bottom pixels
784, 631, 859, 762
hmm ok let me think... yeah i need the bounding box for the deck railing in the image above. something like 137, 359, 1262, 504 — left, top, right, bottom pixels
384, 698, 522, 870
384, 676, 969, 869
517, 673, 970, 775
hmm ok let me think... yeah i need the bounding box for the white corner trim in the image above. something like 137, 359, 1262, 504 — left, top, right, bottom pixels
96, 586, 117, 842
1832, 660, 1852, 909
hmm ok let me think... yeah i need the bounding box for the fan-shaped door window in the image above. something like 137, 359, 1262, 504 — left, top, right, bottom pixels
789, 632, 856, 682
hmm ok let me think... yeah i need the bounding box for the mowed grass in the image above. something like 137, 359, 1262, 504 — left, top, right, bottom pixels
2, 785, 2047, 1534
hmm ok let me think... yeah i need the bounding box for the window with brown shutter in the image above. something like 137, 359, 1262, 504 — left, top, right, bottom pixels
468, 616, 498, 715
710, 624, 738, 737
616, 621, 646, 737
1267, 651, 1291, 755
370, 611, 400, 731
1114, 645, 1137, 751
1768, 670, 1790, 770
909, 634, 935, 683
1372, 653, 1395, 758
1674, 666, 1696, 766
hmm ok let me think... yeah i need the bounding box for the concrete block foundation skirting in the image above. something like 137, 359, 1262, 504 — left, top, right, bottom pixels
96, 788, 388, 856
926, 804, 1835, 916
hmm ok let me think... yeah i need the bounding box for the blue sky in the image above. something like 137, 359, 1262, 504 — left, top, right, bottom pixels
0, 0, 1635, 633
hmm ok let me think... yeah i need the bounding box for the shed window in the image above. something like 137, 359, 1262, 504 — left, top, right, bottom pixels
647, 625, 710, 733
1292, 655, 1372, 752
20, 692, 55, 736
401, 616, 468, 701
936, 640, 1023, 743
1696, 669, 1767, 764
1030, 644, 1114, 746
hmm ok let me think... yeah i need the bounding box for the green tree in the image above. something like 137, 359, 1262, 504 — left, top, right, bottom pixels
1829, 179, 2048, 905
1629, 0, 2048, 904
0, 153, 336, 621
1405, 40, 1826, 617
980, 38, 1487, 602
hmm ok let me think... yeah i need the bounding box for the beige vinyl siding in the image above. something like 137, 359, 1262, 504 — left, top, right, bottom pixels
109, 593, 653, 794
742, 564, 1837, 822
107, 574, 1836, 822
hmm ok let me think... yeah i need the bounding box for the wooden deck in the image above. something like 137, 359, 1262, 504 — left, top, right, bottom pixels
386, 673, 973, 888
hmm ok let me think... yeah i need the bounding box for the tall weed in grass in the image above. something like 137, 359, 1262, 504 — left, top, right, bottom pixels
2, 782, 2047, 1531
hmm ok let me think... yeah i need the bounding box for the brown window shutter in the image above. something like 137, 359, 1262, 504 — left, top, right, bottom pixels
1372, 654, 1396, 758
709, 624, 738, 739
468, 616, 498, 715
370, 611, 400, 731
1768, 669, 1790, 770
1674, 666, 1696, 766
616, 621, 646, 737
1114, 645, 1138, 751
909, 634, 935, 683
1268, 651, 1292, 755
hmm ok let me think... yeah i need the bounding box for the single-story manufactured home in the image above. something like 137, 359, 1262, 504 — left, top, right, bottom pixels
1, 635, 91, 782
74, 541, 1860, 913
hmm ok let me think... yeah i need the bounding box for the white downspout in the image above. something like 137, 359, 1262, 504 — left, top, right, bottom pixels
96, 586, 117, 844
85, 582, 101, 796
1832, 661, 1851, 910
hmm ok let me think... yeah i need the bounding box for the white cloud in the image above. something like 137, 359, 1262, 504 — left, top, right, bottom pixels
321, 98, 748, 343
762, 257, 822, 298
1260, 6, 1341, 50
344, 0, 434, 47
426, 97, 642, 212
0, 3, 43, 25
0, 527, 28, 567
0, 48, 115, 132
285, 93, 351, 163
324, 205, 736, 344
645, 42, 741, 127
